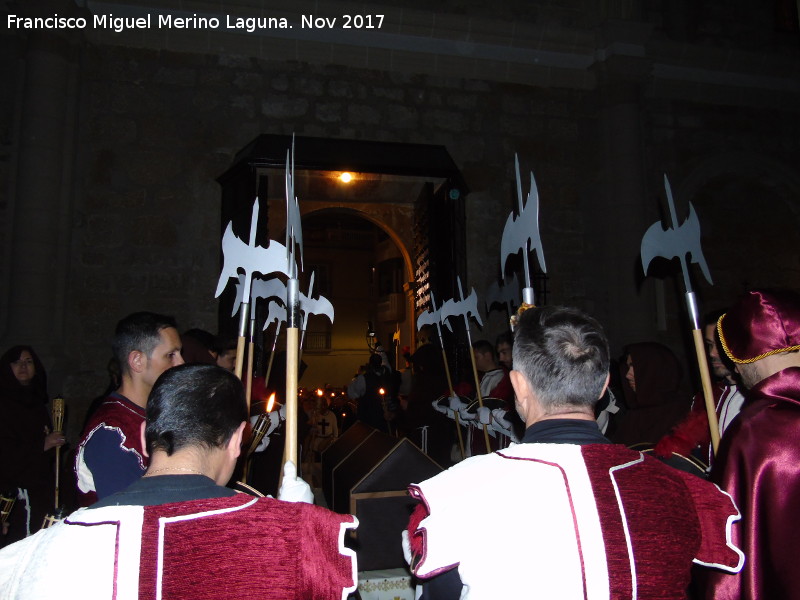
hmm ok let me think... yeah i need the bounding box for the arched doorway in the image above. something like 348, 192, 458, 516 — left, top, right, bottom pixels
216, 134, 469, 389
299, 209, 413, 388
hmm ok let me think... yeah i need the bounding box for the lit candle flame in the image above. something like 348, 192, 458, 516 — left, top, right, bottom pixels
316, 388, 324, 397
379, 388, 385, 395
266, 392, 276, 412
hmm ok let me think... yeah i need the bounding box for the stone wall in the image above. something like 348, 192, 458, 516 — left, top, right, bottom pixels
2, 0, 799, 440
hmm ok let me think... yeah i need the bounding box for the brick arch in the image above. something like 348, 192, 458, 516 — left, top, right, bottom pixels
299, 205, 415, 285
290, 203, 421, 358
298, 204, 418, 352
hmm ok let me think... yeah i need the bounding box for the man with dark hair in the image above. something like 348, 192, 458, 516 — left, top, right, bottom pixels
450, 339, 514, 455
180, 328, 217, 365
654, 309, 744, 468
702, 289, 800, 600
470, 339, 513, 404
406, 305, 743, 599
75, 311, 184, 505
0, 364, 358, 599
215, 336, 238, 372
494, 330, 513, 370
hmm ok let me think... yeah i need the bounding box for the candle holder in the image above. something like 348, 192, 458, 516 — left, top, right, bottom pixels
247, 413, 271, 457
41, 507, 67, 530
52, 397, 65, 510
0, 492, 15, 527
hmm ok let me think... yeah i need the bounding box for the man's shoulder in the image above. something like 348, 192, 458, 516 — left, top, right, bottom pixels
417, 443, 586, 489
144, 493, 347, 519
80, 395, 144, 439
82, 492, 348, 524
734, 384, 800, 436
581, 444, 701, 479
716, 383, 800, 470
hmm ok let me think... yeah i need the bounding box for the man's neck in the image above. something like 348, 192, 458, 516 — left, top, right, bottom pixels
143, 450, 219, 482
755, 353, 800, 385
117, 377, 149, 409
526, 410, 595, 428
539, 411, 595, 422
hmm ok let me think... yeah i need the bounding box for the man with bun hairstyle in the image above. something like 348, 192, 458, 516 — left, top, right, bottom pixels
703, 289, 800, 600
406, 305, 743, 599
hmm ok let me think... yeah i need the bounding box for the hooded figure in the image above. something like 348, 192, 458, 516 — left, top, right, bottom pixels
0, 346, 60, 543
702, 289, 800, 600
610, 342, 691, 447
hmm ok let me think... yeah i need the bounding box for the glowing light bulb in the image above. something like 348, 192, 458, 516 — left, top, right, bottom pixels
339, 172, 353, 183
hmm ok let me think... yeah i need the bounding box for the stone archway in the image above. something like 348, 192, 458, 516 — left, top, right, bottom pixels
217, 134, 469, 387
295, 206, 417, 388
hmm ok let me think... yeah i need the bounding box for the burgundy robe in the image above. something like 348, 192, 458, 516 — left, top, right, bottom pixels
703, 366, 800, 599
0, 493, 358, 599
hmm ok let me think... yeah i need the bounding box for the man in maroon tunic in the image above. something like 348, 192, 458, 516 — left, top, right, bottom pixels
75, 312, 184, 505
703, 289, 800, 600
407, 306, 743, 599
1, 363, 357, 599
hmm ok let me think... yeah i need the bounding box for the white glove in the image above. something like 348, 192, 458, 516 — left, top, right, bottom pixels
401, 529, 413, 565
432, 398, 450, 415
476, 406, 492, 425
249, 412, 282, 453
448, 394, 468, 411
278, 404, 286, 421
458, 404, 476, 422
490, 409, 520, 443
277, 461, 314, 504
249, 415, 269, 453
254, 436, 270, 452
266, 411, 281, 435
491, 409, 512, 430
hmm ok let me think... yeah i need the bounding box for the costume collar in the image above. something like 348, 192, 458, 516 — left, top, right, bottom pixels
108, 391, 146, 416
749, 367, 800, 408
521, 418, 609, 445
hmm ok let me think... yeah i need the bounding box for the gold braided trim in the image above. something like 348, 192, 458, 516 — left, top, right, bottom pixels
717, 314, 800, 364
510, 302, 536, 329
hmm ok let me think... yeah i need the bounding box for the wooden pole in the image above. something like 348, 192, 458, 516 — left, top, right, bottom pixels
245, 318, 255, 411
235, 336, 247, 380
282, 276, 301, 481
263, 322, 281, 393
52, 397, 64, 509
693, 328, 720, 454
54, 447, 60, 509
264, 348, 276, 392
467, 345, 493, 453
440, 348, 465, 459
235, 303, 253, 419
234, 303, 249, 383
284, 326, 299, 469
684, 291, 720, 455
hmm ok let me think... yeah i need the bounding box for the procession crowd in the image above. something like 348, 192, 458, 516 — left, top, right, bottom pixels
1, 288, 799, 599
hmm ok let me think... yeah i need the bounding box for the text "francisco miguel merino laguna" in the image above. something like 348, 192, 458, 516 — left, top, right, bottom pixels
7, 13, 386, 33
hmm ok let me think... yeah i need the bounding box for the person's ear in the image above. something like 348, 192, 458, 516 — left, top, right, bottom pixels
509, 369, 529, 400
129, 350, 145, 374
140, 420, 149, 459
599, 373, 610, 399
228, 422, 246, 460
